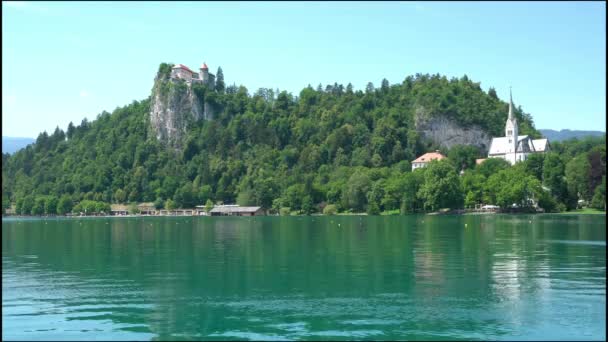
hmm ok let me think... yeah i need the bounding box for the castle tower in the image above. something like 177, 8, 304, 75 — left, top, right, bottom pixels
505, 87, 519, 162
200, 62, 209, 84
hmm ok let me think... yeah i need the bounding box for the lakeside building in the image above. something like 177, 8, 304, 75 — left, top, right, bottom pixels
488, 89, 549, 164
209, 205, 264, 216
411, 151, 447, 170
108, 203, 264, 216
110, 203, 156, 215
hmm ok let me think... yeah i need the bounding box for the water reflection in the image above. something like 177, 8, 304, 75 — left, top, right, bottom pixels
2, 215, 606, 341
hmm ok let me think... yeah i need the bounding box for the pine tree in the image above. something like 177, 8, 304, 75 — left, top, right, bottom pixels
215, 67, 225, 93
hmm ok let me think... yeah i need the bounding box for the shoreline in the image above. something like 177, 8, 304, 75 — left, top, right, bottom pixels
3, 210, 605, 219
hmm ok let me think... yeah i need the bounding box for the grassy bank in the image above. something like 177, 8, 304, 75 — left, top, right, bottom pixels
558, 208, 606, 215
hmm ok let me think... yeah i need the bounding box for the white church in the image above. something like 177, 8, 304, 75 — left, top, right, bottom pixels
487, 89, 549, 164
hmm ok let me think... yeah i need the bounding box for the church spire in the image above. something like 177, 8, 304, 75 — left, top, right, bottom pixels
508, 86, 514, 121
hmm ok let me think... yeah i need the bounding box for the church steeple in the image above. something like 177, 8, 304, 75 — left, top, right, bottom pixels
508, 86, 515, 121
505, 86, 519, 154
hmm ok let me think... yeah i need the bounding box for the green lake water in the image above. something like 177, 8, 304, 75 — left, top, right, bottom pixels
2, 215, 606, 341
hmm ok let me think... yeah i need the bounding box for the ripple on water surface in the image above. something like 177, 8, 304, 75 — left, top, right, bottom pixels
2, 215, 605, 341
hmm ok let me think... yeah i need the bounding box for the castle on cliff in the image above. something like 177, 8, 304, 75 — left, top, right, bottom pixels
170, 62, 215, 88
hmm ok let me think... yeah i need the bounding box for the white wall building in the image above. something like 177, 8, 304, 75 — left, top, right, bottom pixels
488, 89, 549, 164
412, 151, 447, 170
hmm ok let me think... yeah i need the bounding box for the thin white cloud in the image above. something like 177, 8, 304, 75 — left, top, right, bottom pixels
79, 90, 89, 98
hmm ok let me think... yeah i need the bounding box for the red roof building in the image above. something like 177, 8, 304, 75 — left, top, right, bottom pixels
172, 64, 194, 74
412, 151, 446, 170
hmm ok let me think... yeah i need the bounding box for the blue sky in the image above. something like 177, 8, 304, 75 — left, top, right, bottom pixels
2, 1, 606, 138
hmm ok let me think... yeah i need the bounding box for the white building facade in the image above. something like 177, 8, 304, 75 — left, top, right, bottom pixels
488, 89, 549, 164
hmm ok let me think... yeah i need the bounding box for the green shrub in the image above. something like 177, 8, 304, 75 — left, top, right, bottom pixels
323, 204, 337, 215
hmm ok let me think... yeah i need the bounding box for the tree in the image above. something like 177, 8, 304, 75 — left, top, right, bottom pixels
367, 181, 384, 214
67, 121, 76, 140
215, 66, 225, 93
20, 196, 35, 215
461, 170, 485, 207
542, 153, 567, 204
57, 195, 73, 215
237, 187, 255, 206
590, 176, 606, 210
32, 197, 46, 215
447, 145, 480, 173
565, 154, 591, 201
174, 183, 195, 208
366, 82, 375, 94
485, 167, 543, 209
587, 146, 606, 196
417, 160, 463, 211
476, 157, 510, 178
342, 170, 371, 212
488, 87, 498, 99
302, 195, 314, 215
128, 203, 140, 214
2, 194, 9, 215
44, 196, 58, 215
154, 197, 164, 210
198, 185, 212, 204
323, 204, 337, 215
346, 83, 353, 94
400, 170, 425, 213
165, 199, 176, 210
381, 78, 389, 93
204, 198, 214, 212
114, 189, 126, 203
523, 153, 545, 181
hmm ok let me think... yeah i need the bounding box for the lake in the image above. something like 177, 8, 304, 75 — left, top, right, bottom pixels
2, 215, 606, 341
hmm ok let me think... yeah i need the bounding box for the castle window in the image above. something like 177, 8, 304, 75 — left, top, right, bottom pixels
507, 130, 512, 135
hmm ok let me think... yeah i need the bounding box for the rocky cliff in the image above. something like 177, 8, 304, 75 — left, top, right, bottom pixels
149, 67, 213, 149
414, 105, 492, 153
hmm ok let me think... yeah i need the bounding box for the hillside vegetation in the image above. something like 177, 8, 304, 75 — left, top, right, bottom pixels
4, 65, 604, 215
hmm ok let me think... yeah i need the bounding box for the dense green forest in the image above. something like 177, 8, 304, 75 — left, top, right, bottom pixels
2, 65, 605, 215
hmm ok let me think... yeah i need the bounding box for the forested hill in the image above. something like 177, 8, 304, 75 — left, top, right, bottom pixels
2, 66, 541, 213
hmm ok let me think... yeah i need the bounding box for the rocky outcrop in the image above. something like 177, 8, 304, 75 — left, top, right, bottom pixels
414, 106, 492, 153
149, 74, 213, 149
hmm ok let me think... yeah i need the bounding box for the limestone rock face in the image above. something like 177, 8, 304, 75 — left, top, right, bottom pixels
414, 106, 491, 153
149, 73, 213, 149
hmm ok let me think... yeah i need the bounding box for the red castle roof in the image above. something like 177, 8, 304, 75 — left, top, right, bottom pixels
201, 63, 208, 70
172, 64, 194, 74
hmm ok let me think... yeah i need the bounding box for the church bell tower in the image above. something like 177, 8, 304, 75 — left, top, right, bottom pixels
505, 87, 518, 155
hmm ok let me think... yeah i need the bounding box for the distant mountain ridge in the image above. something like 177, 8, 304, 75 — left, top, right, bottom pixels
2, 137, 35, 154
539, 129, 605, 142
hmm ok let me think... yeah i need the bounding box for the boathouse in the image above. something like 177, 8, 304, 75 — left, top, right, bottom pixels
209, 205, 264, 216
110, 204, 129, 216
